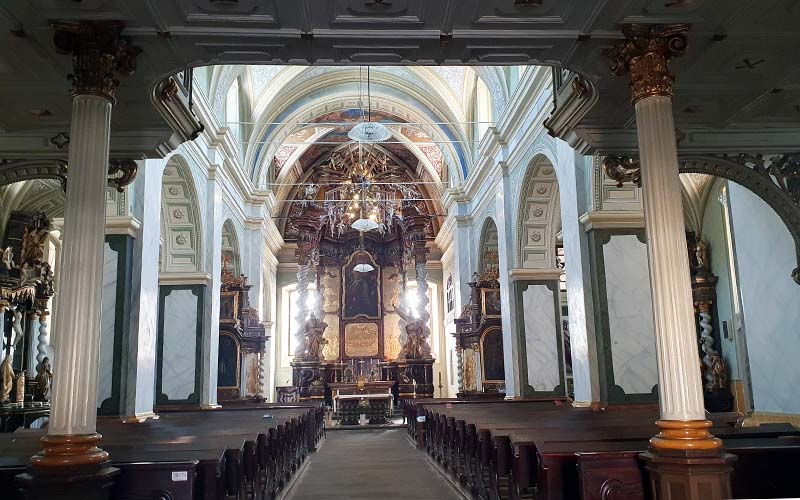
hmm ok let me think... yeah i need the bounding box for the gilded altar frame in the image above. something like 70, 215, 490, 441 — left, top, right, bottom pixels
481, 288, 501, 319
219, 290, 239, 325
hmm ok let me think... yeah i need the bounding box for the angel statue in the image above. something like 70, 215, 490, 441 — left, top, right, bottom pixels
2, 246, 14, 270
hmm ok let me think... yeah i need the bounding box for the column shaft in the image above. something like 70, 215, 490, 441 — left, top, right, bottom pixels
49, 95, 112, 436
635, 96, 705, 421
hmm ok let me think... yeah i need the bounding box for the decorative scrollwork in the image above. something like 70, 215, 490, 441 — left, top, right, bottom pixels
602, 155, 641, 188
730, 153, 800, 205
107, 159, 138, 193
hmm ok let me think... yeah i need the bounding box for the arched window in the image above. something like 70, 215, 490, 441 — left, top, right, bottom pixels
475, 78, 491, 142
226, 78, 240, 142
446, 275, 455, 313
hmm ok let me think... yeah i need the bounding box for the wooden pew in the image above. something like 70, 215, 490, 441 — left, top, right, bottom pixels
0, 403, 323, 500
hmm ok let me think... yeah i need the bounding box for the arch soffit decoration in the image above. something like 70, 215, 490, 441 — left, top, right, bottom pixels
516, 154, 561, 269
160, 155, 203, 274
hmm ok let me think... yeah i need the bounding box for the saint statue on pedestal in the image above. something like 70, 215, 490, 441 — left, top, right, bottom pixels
34, 357, 52, 402
0, 354, 13, 404
296, 313, 328, 361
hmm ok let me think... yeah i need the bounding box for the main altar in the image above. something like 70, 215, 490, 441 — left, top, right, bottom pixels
281, 143, 437, 411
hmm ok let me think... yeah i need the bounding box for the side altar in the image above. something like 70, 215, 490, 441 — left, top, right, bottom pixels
283, 155, 437, 406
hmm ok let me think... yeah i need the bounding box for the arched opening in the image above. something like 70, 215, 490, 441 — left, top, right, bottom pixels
478, 218, 499, 272
159, 156, 203, 274
678, 167, 800, 419
221, 219, 241, 275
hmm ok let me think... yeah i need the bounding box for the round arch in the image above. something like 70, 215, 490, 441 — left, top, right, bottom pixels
160, 155, 203, 273
221, 219, 241, 275
678, 154, 800, 280
478, 217, 499, 272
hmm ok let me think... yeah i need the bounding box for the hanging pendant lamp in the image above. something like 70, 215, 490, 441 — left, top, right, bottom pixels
353, 232, 375, 273
348, 67, 391, 143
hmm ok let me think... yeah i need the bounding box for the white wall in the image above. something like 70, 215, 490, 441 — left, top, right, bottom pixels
729, 182, 800, 414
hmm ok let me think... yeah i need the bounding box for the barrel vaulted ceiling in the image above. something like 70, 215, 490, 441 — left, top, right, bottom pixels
203, 65, 510, 187
0, 0, 798, 160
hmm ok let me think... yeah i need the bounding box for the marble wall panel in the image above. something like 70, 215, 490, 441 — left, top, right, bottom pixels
161, 288, 199, 401
729, 183, 800, 414
521, 283, 561, 392
602, 234, 658, 395
322, 313, 339, 361
383, 312, 402, 360
97, 242, 118, 408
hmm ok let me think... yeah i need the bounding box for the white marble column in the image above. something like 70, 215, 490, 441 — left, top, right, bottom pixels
201, 166, 223, 408
555, 140, 601, 405
635, 95, 705, 422
123, 158, 164, 421
25, 311, 40, 375
49, 94, 113, 436
496, 166, 522, 397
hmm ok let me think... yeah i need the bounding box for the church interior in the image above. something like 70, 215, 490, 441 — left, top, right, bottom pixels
1, 2, 800, 499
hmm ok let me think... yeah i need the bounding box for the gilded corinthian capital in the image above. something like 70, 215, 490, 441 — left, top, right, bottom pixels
52, 21, 140, 103
607, 24, 689, 103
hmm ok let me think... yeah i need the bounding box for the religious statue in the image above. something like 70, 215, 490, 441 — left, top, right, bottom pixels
705, 352, 728, 390
400, 320, 432, 360
695, 239, 710, 273
368, 363, 381, 382
296, 313, 328, 361
2, 246, 15, 270
34, 357, 52, 402
342, 366, 356, 383
20, 218, 50, 266
14, 370, 25, 404
0, 354, 13, 404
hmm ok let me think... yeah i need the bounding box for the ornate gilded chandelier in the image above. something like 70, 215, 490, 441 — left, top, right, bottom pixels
323, 143, 417, 239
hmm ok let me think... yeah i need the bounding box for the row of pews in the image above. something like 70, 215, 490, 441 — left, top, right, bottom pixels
403, 398, 800, 500
0, 402, 324, 500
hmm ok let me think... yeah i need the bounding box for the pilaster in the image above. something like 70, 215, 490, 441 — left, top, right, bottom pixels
496, 167, 522, 397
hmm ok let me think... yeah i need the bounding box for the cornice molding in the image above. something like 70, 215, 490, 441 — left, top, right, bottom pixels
158, 272, 212, 286
508, 268, 563, 281
105, 216, 142, 238
578, 210, 645, 231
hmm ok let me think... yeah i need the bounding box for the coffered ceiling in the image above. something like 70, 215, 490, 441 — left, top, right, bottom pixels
0, 0, 798, 158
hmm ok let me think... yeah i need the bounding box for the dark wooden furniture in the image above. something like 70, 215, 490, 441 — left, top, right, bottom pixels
217, 267, 269, 403
403, 398, 800, 500
453, 270, 505, 396
0, 402, 324, 500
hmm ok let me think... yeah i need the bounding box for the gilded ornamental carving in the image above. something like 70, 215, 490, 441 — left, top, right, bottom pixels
607, 24, 689, 103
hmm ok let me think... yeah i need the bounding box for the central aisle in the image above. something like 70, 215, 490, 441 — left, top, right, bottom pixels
285, 429, 464, 500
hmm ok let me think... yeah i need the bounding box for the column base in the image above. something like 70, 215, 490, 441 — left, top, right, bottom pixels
15, 433, 119, 500
642, 420, 735, 500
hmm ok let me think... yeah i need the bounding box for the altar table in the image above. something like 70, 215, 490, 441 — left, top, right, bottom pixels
335, 394, 392, 425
